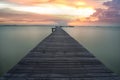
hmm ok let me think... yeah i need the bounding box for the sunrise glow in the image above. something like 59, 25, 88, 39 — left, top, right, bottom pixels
0, 0, 119, 26
12, 5, 95, 18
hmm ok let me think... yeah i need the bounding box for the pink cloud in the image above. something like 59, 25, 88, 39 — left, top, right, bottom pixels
91, 0, 120, 23
0, 8, 69, 25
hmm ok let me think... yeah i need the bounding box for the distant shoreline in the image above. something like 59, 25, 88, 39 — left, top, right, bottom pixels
0, 25, 120, 28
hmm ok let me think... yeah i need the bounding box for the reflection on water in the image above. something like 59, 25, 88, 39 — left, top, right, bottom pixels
0, 26, 120, 76
0, 26, 51, 76
64, 26, 120, 75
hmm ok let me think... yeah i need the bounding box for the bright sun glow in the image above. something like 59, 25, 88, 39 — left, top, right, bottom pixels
11, 4, 95, 17
76, 2, 86, 6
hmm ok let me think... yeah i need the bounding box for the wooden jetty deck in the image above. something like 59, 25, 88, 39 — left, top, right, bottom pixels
0, 27, 120, 80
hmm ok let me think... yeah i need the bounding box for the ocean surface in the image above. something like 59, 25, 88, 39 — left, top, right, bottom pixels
0, 26, 120, 76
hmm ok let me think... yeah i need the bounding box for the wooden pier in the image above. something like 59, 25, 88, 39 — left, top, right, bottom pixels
0, 27, 120, 80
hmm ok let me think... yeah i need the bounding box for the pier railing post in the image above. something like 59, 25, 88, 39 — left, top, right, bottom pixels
52, 28, 56, 32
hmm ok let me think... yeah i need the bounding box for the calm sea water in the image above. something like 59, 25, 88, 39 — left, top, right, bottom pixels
0, 26, 120, 76
64, 26, 120, 75
0, 26, 52, 76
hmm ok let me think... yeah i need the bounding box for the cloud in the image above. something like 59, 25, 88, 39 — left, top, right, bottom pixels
1, 0, 116, 26
0, 8, 70, 25
0, 0, 96, 25
104, 0, 120, 9
4, 0, 107, 8
0, 1, 96, 17
91, 0, 120, 23
7, 0, 50, 5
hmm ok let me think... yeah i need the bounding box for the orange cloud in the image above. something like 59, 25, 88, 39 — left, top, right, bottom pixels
0, 16, 57, 25
68, 20, 90, 26
6, 0, 101, 18
1, 0, 111, 25
8, 0, 105, 8
0, 8, 69, 25
68, 16, 99, 26
8, 0, 51, 5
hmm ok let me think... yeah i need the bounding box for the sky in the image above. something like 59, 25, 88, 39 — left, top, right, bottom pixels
0, 0, 120, 26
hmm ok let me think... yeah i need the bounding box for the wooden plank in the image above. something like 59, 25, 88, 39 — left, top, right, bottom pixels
0, 26, 120, 80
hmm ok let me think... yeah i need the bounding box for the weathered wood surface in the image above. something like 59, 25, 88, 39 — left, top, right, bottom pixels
0, 27, 120, 80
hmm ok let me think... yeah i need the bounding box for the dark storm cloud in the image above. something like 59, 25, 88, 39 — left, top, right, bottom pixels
104, 0, 120, 9
92, 0, 120, 23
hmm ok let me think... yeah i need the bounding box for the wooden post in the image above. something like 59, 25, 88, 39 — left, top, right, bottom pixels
52, 28, 56, 32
